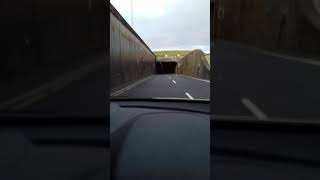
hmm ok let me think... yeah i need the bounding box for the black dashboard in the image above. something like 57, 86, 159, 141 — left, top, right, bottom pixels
0, 115, 108, 180
110, 99, 210, 180
212, 116, 320, 180
2, 99, 319, 180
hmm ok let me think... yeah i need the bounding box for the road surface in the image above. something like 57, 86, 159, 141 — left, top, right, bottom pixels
0, 65, 107, 117
111, 74, 210, 100
213, 40, 320, 119
0, 65, 209, 117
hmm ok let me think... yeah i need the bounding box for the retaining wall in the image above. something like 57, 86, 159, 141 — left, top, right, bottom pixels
176, 50, 210, 80
110, 4, 155, 89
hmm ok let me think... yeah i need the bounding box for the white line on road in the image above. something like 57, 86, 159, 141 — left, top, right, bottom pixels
172, 80, 176, 84
110, 75, 153, 96
241, 98, 268, 120
259, 51, 320, 67
169, 76, 171, 79
223, 40, 320, 67
0, 61, 105, 110
179, 74, 210, 83
185, 92, 194, 100
12, 94, 48, 110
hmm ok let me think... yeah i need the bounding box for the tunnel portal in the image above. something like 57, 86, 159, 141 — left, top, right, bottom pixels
156, 62, 177, 74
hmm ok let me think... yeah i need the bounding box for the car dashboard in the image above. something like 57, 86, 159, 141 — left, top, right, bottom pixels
0, 115, 108, 180
110, 99, 210, 180
212, 116, 320, 180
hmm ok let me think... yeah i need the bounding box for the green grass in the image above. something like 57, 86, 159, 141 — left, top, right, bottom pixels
153, 50, 192, 57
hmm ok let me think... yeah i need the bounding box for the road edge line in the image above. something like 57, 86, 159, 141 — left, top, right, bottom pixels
222, 40, 320, 67
179, 74, 210, 83
110, 75, 153, 96
0, 61, 105, 110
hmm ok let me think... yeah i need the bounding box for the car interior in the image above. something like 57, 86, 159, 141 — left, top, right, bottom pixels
211, 115, 320, 180
110, 98, 210, 180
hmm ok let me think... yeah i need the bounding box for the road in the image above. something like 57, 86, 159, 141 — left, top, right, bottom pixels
111, 74, 210, 100
0, 65, 107, 117
4, 38, 319, 120
213, 40, 320, 119
0, 64, 209, 117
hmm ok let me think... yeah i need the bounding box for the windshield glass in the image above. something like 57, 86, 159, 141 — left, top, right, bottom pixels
109, 0, 210, 101
212, 0, 320, 120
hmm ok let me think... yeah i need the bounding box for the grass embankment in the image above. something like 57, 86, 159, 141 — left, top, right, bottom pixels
153, 50, 192, 57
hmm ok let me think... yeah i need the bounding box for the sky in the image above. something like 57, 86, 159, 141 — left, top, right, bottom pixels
110, 0, 210, 53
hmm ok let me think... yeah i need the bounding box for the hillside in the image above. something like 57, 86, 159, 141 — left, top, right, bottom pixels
153, 50, 192, 57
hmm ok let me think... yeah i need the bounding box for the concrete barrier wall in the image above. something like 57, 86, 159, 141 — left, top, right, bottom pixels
212, 0, 320, 55
176, 50, 210, 80
0, 0, 106, 81
110, 4, 155, 89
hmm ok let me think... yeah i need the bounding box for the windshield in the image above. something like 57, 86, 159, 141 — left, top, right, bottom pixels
3, 0, 320, 121
109, 0, 210, 101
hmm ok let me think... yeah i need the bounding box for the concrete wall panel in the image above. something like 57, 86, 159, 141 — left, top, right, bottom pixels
110, 4, 155, 89
0, 0, 106, 80
212, 0, 320, 55
176, 50, 210, 80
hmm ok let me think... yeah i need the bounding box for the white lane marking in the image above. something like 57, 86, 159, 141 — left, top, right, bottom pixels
179, 74, 210, 83
241, 98, 268, 120
151, 97, 208, 101
110, 75, 153, 96
169, 76, 172, 79
223, 40, 320, 67
260, 51, 320, 67
185, 92, 194, 100
12, 94, 48, 110
111, 90, 125, 97
172, 80, 176, 84
0, 61, 105, 110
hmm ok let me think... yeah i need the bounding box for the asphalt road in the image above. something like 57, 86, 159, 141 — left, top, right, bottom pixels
213, 40, 320, 119
28, 67, 107, 116
0, 65, 107, 117
0, 65, 209, 117
4, 38, 319, 120
112, 74, 210, 100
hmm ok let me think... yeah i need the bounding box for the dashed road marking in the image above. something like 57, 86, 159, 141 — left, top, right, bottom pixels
241, 98, 268, 120
172, 80, 176, 84
185, 92, 194, 100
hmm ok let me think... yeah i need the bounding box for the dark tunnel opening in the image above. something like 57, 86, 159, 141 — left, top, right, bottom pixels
156, 62, 177, 74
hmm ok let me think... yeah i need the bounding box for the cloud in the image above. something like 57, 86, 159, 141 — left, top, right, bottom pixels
133, 0, 168, 18
111, 0, 210, 53
111, 0, 169, 19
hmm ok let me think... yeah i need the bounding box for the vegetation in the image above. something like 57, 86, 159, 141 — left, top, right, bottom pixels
153, 50, 192, 57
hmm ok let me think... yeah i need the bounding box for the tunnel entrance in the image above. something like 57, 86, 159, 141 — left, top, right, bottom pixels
156, 62, 177, 74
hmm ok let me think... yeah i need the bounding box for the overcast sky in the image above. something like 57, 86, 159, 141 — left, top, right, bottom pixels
110, 0, 210, 53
